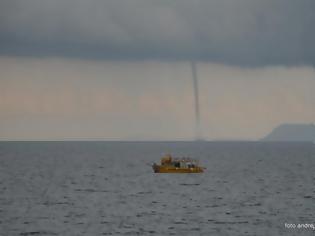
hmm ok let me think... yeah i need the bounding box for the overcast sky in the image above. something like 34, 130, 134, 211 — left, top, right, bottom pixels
1, 0, 315, 66
0, 0, 314, 140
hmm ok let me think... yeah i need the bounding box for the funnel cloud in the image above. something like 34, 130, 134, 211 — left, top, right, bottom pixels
191, 61, 202, 140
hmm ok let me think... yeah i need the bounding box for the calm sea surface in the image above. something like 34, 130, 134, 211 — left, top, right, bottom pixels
1, 141, 315, 235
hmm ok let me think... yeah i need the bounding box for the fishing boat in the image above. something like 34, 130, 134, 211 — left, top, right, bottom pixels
152, 154, 205, 173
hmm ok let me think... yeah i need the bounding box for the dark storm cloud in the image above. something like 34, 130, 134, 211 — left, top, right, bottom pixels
0, 0, 315, 66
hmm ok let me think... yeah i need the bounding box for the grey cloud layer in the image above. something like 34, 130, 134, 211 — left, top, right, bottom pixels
1, 0, 314, 66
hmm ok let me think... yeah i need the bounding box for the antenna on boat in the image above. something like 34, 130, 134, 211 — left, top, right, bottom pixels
191, 60, 203, 141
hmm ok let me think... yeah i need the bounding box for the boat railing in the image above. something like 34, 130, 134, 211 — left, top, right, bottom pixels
173, 157, 198, 163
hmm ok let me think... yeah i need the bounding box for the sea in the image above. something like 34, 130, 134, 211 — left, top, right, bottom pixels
1, 141, 315, 236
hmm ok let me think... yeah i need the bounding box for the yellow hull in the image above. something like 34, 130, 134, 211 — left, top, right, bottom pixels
153, 165, 204, 173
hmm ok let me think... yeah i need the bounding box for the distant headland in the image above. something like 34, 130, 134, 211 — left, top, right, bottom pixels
261, 123, 315, 142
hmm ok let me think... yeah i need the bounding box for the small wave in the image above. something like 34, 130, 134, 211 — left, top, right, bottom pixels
74, 188, 108, 193
20, 231, 57, 236
213, 221, 249, 224
179, 183, 200, 186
